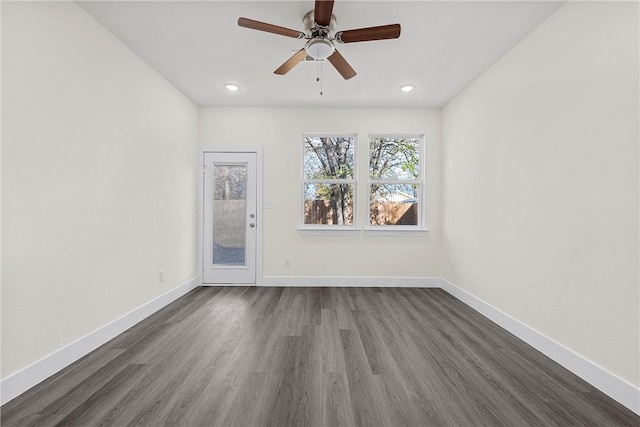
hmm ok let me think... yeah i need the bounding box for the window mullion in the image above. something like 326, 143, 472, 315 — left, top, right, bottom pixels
304, 179, 356, 184
369, 179, 421, 185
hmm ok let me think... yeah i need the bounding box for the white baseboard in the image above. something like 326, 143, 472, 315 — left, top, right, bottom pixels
0, 276, 200, 405
261, 276, 442, 288
440, 278, 640, 415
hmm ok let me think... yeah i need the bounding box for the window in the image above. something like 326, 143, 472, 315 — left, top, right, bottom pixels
369, 135, 423, 227
300, 134, 424, 232
302, 135, 356, 227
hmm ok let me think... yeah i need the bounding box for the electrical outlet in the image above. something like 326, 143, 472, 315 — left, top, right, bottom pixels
159, 270, 166, 283
284, 257, 291, 267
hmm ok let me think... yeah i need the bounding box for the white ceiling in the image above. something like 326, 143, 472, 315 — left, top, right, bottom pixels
78, 1, 564, 108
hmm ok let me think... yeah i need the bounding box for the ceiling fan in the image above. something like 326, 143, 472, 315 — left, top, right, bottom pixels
238, 0, 401, 80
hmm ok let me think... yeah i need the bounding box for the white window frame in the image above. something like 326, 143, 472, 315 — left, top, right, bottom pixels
366, 134, 426, 233
299, 133, 359, 234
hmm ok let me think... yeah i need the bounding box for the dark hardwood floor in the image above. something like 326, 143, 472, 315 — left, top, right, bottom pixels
2, 287, 638, 426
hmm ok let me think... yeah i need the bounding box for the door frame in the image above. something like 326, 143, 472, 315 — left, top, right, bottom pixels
199, 147, 263, 286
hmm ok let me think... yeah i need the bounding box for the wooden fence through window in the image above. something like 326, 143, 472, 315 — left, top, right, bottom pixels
304, 200, 417, 225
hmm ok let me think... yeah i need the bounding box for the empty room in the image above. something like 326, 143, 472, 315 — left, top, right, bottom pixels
1, 0, 638, 425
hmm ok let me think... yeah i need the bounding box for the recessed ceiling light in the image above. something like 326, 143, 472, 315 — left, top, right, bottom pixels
224, 83, 240, 92
400, 85, 415, 93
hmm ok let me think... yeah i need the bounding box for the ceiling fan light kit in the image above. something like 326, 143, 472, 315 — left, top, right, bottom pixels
237, 0, 401, 80
305, 38, 335, 60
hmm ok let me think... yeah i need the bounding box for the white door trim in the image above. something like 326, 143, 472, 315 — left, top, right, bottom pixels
200, 147, 263, 286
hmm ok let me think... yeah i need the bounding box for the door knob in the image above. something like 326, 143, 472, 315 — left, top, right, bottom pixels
249, 223, 255, 228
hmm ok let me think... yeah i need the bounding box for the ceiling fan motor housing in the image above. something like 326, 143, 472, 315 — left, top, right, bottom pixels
303, 10, 337, 35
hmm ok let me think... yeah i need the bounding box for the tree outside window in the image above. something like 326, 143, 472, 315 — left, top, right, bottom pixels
369, 136, 423, 226
303, 135, 355, 226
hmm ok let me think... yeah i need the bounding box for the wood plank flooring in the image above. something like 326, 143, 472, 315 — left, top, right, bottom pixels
2, 287, 638, 426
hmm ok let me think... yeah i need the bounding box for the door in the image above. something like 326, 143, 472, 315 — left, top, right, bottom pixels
203, 152, 257, 284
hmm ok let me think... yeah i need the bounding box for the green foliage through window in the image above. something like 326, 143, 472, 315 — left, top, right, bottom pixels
369, 137, 420, 180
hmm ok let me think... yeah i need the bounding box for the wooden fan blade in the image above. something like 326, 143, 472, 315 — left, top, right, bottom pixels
337, 24, 401, 43
274, 49, 308, 75
314, 0, 335, 27
238, 17, 304, 39
327, 49, 356, 80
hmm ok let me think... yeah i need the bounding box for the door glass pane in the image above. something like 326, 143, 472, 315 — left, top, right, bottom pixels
213, 165, 246, 265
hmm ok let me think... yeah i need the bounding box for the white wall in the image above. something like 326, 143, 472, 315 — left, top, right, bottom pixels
441, 1, 639, 388
199, 107, 441, 280
1, 2, 199, 378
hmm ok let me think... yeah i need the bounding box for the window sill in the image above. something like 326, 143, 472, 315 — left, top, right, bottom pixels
364, 227, 428, 236
297, 227, 428, 236
298, 227, 361, 236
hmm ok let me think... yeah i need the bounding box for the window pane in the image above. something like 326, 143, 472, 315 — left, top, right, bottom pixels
370, 184, 419, 225
304, 136, 354, 180
304, 183, 354, 225
213, 165, 246, 265
369, 137, 420, 180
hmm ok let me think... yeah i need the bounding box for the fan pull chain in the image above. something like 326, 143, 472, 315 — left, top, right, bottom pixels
315, 60, 324, 96
318, 60, 323, 96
